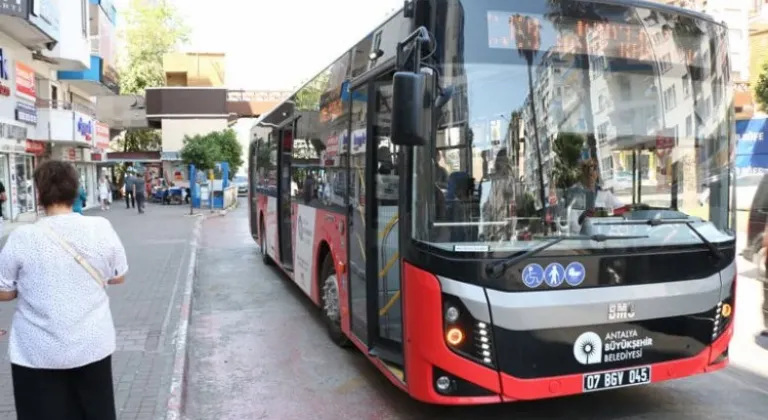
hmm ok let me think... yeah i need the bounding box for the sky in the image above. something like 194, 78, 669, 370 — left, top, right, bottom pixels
114, 0, 403, 90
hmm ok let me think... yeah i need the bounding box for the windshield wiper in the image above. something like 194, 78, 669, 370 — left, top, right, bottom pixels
593, 219, 725, 261
484, 234, 649, 278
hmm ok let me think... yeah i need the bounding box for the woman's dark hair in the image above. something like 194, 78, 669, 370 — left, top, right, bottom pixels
34, 160, 80, 208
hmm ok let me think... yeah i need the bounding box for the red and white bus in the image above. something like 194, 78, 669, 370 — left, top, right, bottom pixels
248, 0, 735, 404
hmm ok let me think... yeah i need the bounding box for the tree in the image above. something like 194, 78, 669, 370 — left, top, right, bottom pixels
756, 62, 768, 111
180, 129, 244, 178
118, 0, 190, 95
551, 133, 585, 189
114, 0, 189, 152
295, 72, 330, 110
115, 129, 161, 152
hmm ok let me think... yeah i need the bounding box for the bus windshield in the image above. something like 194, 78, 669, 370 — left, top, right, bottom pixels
411, 0, 734, 253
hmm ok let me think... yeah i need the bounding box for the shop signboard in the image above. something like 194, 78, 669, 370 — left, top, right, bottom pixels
0, 138, 26, 153
15, 62, 35, 102
24, 140, 46, 155
74, 113, 93, 143
0, 47, 10, 97
0, 0, 27, 18
15, 102, 37, 125
94, 121, 110, 150
0, 120, 27, 142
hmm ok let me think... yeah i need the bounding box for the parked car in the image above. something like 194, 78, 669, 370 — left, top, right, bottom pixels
233, 175, 248, 196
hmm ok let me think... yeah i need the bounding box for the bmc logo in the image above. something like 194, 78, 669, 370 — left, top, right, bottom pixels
0, 48, 8, 80
77, 118, 93, 140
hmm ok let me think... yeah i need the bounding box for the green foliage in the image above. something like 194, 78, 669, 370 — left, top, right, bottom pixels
756, 61, 768, 112
118, 0, 190, 94
180, 129, 244, 178
295, 72, 331, 110
551, 133, 585, 189
114, 128, 161, 152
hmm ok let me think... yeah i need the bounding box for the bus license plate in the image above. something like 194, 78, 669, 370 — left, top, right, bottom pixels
582, 366, 651, 392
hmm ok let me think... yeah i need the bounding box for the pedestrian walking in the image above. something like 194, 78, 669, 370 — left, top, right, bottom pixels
99, 175, 111, 211
72, 183, 88, 215
124, 170, 135, 209
133, 170, 146, 214
0, 160, 128, 420
0, 179, 6, 235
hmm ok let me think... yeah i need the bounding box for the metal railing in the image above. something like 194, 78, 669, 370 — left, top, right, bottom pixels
35, 99, 96, 117
227, 90, 292, 102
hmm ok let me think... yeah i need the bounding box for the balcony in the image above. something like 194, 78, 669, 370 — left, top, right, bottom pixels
31, 100, 95, 146
0, 0, 59, 51
145, 88, 228, 128
96, 95, 148, 131
58, 56, 119, 96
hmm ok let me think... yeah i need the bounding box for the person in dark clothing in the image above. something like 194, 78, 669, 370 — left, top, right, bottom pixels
0, 180, 5, 232
303, 175, 314, 205
124, 173, 135, 209
0, 180, 6, 219
132, 173, 146, 214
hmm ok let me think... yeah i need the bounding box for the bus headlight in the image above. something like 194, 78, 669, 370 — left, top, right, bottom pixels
445, 306, 460, 323
442, 293, 495, 368
712, 274, 735, 340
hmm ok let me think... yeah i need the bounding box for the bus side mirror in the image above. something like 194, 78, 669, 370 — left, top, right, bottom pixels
391, 71, 427, 147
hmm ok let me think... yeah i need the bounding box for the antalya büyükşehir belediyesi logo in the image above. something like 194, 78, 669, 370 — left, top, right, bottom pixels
573, 331, 602, 365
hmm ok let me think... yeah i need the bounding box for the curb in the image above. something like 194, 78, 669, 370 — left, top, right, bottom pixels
183, 201, 238, 218
165, 215, 203, 420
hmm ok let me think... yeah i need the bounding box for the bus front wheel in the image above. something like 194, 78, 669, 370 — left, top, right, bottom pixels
321, 255, 350, 348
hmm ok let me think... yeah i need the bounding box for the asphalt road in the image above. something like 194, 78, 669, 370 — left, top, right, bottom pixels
183, 200, 768, 420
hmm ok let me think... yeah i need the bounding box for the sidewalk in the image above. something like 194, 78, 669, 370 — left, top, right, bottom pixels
0, 203, 201, 420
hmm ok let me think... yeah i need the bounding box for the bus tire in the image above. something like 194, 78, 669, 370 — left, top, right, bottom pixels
320, 254, 350, 348
259, 218, 274, 266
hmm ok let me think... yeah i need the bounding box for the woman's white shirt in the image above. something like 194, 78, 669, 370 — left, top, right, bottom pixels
0, 213, 128, 369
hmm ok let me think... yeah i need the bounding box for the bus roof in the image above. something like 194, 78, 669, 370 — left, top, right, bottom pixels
251, 5, 406, 138
250, 0, 724, 145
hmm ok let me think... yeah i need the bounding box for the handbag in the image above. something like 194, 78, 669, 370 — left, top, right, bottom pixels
37, 223, 106, 288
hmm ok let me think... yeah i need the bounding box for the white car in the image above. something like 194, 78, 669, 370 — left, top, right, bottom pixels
233, 175, 248, 196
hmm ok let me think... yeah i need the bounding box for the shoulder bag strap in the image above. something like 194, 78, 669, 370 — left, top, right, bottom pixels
37, 223, 106, 288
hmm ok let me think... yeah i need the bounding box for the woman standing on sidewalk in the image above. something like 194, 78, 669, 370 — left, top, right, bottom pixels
0, 160, 128, 420
72, 183, 88, 214
99, 175, 111, 211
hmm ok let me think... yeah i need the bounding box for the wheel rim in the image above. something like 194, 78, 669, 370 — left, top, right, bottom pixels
323, 274, 340, 324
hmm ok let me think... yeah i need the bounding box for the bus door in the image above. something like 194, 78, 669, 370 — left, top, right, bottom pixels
348, 73, 405, 374
277, 124, 295, 269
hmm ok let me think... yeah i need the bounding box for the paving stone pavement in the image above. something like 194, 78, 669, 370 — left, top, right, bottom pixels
0, 204, 200, 420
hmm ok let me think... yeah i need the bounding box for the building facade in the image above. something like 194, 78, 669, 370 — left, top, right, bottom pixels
0, 0, 118, 222
145, 52, 284, 185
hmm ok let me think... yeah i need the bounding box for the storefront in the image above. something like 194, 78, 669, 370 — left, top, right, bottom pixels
0, 120, 30, 221
49, 145, 97, 209
22, 140, 45, 213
